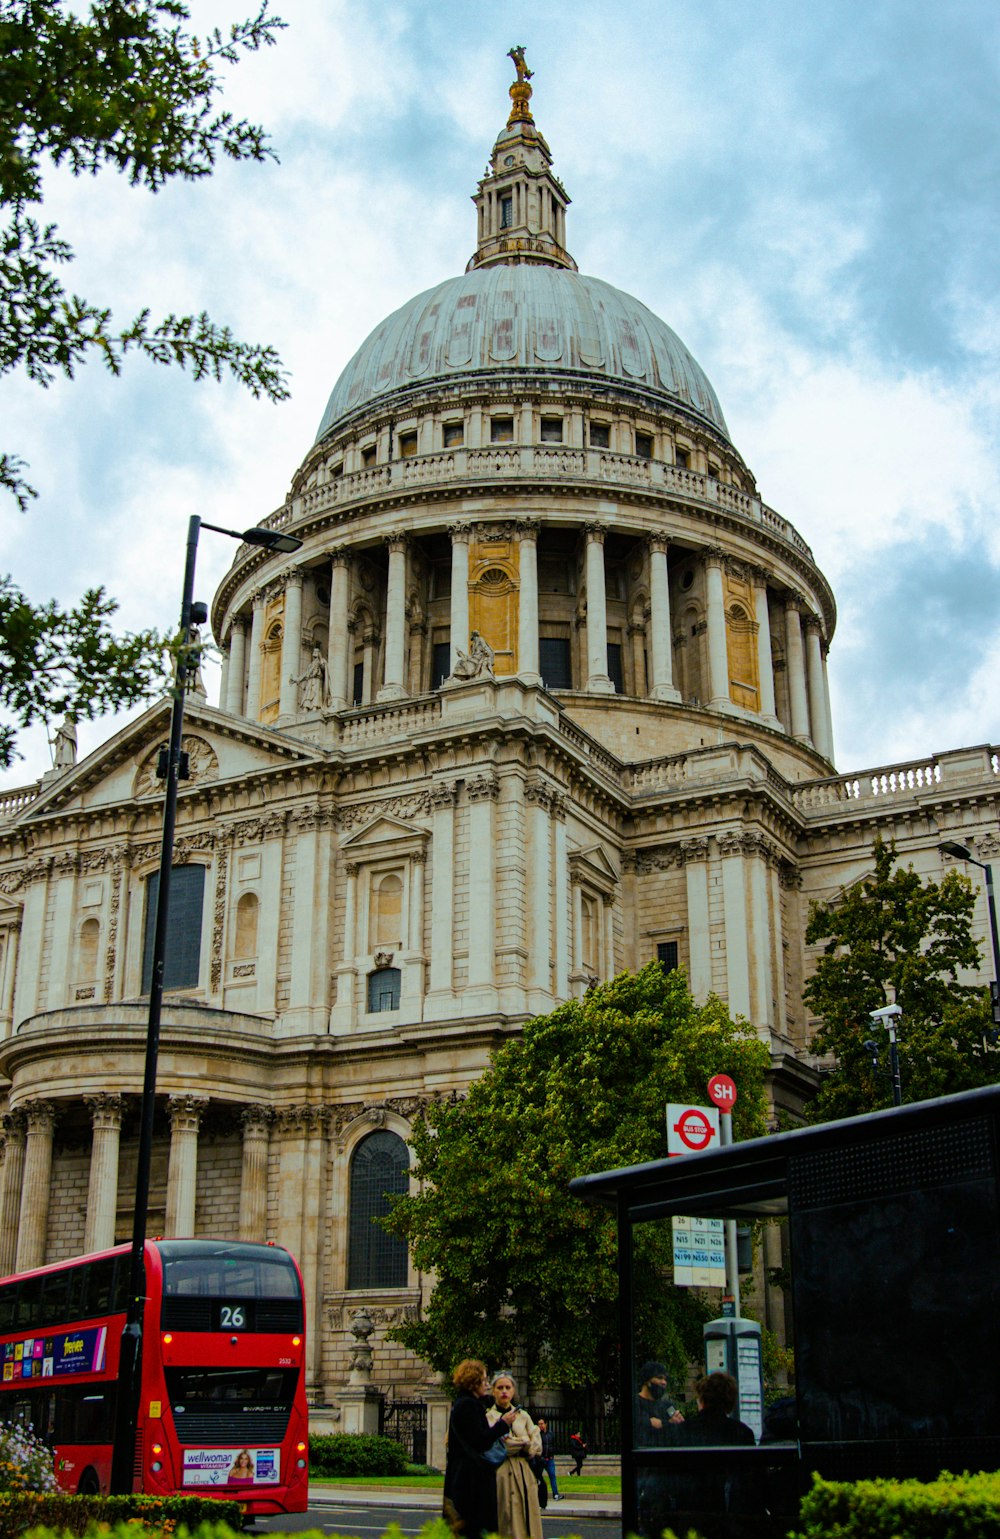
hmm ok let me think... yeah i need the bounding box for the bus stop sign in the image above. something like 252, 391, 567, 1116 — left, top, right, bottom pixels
667, 1103, 720, 1154
707, 1073, 738, 1110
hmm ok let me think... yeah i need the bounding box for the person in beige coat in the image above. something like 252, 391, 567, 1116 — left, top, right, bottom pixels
487, 1372, 544, 1539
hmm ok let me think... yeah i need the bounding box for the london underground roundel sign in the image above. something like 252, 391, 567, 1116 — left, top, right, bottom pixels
707, 1073, 738, 1110
667, 1103, 720, 1155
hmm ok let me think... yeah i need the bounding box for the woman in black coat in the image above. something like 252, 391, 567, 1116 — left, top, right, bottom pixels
443, 1358, 516, 1539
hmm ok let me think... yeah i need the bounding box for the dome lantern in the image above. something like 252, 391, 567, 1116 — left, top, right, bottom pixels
467, 47, 577, 274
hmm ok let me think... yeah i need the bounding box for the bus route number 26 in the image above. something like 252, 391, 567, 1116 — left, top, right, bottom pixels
220, 1304, 247, 1329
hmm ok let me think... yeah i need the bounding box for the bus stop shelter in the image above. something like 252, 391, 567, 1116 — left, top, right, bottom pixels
570, 1083, 1000, 1538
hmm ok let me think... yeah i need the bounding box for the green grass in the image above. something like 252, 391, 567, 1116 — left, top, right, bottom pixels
310, 1474, 622, 1495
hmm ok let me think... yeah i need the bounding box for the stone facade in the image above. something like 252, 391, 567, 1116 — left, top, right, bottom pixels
0, 61, 997, 1420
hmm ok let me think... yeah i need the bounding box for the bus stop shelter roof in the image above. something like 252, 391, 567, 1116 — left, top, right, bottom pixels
567, 1083, 1000, 1224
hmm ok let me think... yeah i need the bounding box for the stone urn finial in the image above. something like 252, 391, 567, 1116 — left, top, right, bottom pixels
348, 1307, 375, 1384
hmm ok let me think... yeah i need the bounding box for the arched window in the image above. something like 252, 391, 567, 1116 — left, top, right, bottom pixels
234, 892, 259, 959
367, 967, 401, 1013
78, 917, 100, 982
141, 865, 205, 993
348, 1131, 409, 1289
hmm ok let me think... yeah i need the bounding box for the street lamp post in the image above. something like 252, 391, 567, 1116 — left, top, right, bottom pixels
938, 840, 1000, 1030
109, 514, 301, 1495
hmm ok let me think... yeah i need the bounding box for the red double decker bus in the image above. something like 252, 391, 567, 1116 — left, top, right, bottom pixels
0, 1239, 308, 1515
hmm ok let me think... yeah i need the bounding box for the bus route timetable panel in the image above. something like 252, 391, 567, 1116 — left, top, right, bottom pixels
2, 1326, 107, 1381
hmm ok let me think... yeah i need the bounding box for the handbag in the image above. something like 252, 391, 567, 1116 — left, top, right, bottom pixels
481, 1435, 508, 1467
536, 1476, 549, 1510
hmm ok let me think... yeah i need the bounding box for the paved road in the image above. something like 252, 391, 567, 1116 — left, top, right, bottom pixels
257, 1491, 620, 1539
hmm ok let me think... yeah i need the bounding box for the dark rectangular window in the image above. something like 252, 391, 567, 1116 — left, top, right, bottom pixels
540, 417, 563, 443
635, 432, 654, 460
443, 422, 464, 447
367, 967, 401, 1013
657, 941, 679, 973
361, 445, 377, 467
352, 661, 363, 705
589, 422, 610, 448
491, 417, 514, 443
432, 641, 451, 689
607, 643, 624, 695
500, 196, 513, 228
675, 446, 690, 469
142, 865, 205, 993
398, 431, 418, 458
540, 637, 573, 690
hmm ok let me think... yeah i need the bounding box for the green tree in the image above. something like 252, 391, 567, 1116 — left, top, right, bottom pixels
804, 835, 995, 1121
0, 1, 288, 765
385, 963, 770, 1398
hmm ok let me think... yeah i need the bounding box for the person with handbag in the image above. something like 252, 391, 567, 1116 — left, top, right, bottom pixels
443, 1359, 516, 1539
487, 1372, 544, 1539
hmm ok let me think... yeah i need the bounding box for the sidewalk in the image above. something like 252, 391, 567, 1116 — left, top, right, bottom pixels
308, 1484, 621, 1519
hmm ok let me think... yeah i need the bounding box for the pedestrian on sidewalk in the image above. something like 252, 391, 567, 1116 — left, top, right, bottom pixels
568, 1430, 587, 1476
536, 1418, 562, 1500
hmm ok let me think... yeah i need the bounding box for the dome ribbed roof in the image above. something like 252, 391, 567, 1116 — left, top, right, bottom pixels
315, 265, 729, 443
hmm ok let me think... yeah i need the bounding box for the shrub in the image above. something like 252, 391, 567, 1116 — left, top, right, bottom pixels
309, 1433, 409, 1477
792, 1470, 1000, 1538
0, 1493, 242, 1538
0, 1423, 58, 1493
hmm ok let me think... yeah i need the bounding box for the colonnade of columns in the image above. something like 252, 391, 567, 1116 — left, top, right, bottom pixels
220, 523, 834, 760
0, 1094, 276, 1275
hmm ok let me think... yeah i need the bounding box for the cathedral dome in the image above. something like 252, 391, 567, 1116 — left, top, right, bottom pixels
314, 264, 729, 445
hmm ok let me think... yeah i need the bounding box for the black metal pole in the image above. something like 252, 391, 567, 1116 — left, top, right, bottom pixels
110, 514, 201, 1494
887, 1018, 902, 1108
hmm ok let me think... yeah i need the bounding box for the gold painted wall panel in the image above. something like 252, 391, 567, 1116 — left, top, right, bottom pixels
724, 571, 759, 712
469, 534, 519, 675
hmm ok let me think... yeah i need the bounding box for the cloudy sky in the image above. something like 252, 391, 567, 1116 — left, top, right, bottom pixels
3, 0, 999, 787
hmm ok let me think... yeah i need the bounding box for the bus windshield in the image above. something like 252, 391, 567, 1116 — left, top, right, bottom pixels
157, 1241, 300, 1299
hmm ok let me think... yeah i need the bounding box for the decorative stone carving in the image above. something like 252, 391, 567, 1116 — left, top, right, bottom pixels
134, 736, 219, 799
373, 951, 395, 969
348, 1308, 375, 1382
466, 773, 499, 802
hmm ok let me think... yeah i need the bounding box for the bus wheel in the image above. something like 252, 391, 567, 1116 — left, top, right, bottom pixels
77, 1469, 101, 1496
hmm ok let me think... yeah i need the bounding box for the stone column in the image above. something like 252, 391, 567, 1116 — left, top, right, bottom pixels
525, 784, 552, 1002
571, 878, 585, 997
16, 1100, 56, 1271
784, 600, 811, 742
327, 551, 351, 709
0, 923, 20, 1037
517, 521, 541, 684
822, 644, 836, 765
427, 784, 457, 1007
719, 833, 752, 1021
449, 524, 472, 673
805, 617, 830, 758
704, 550, 730, 709
0, 1111, 26, 1276
648, 538, 680, 701
682, 840, 712, 999
466, 775, 498, 1008
584, 525, 614, 692
330, 861, 359, 1031
361, 627, 377, 705
402, 849, 426, 1012
84, 1093, 123, 1254
287, 808, 334, 1033
378, 534, 408, 701
239, 1106, 272, 1242
279, 572, 304, 718
226, 617, 248, 715
770, 858, 788, 1038
553, 795, 570, 998
603, 894, 615, 981
752, 572, 779, 724
746, 835, 772, 1033
165, 1095, 207, 1237
245, 593, 266, 720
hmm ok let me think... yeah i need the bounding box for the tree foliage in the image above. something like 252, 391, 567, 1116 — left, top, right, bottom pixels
0, 575, 167, 768
804, 836, 995, 1121
1, 0, 289, 510
385, 964, 770, 1396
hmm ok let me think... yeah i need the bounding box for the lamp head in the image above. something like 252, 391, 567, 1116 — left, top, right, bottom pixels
939, 840, 973, 861
242, 527, 302, 554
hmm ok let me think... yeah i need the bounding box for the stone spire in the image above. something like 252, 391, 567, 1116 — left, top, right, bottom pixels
466, 48, 577, 273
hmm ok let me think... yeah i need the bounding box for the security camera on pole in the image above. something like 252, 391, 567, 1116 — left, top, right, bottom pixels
868, 1002, 903, 1107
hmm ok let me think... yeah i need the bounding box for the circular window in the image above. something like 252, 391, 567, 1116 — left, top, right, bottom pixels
681, 569, 695, 591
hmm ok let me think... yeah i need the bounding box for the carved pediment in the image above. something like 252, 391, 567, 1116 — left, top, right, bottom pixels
340, 814, 428, 859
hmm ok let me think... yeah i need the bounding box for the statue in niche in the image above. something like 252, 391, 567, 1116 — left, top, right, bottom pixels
291, 646, 330, 711
450, 630, 495, 680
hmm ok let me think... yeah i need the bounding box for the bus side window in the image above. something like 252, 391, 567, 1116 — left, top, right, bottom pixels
83, 1259, 114, 1316
15, 1278, 41, 1330
41, 1269, 72, 1326
0, 1282, 17, 1332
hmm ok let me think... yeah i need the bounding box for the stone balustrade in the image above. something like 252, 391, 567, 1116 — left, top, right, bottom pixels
0, 783, 39, 823
792, 745, 999, 812
338, 696, 442, 748
250, 445, 813, 563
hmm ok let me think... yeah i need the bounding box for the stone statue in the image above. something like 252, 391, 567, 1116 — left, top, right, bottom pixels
450, 630, 495, 680
52, 715, 77, 771
291, 646, 330, 711
188, 625, 207, 698
508, 45, 532, 82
